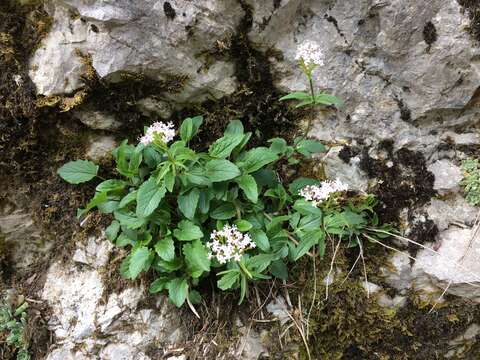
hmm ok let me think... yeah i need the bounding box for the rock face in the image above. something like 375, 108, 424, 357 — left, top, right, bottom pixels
29, 0, 241, 100
42, 236, 184, 360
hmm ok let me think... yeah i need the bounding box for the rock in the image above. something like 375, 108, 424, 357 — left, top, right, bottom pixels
233, 319, 268, 360
381, 252, 412, 293
425, 196, 477, 231
266, 296, 290, 325
0, 208, 51, 275
74, 109, 121, 130
86, 135, 117, 162
43, 238, 184, 359
427, 159, 463, 194
29, 0, 242, 102
251, 0, 479, 157
323, 146, 369, 191
413, 227, 480, 301
136, 97, 173, 119
73, 235, 114, 268
446, 324, 480, 358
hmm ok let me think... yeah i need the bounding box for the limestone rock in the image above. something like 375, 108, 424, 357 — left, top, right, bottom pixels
43, 238, 184, 359
74, 109, 121, 130
425, 196, 478, 231
381, 252, 413, 293
413, 227, 480, 301
86, 135, 117, 162
29, 0, 242, 102
427, 159, 463, 194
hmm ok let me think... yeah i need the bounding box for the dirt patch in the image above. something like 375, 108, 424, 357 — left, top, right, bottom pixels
359, 140, 436, 223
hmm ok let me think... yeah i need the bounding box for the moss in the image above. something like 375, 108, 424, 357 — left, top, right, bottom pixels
287, 242, 480, 359
458, 0, 480, 41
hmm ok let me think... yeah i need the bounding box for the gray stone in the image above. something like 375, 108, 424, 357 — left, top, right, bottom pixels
413, 227, 480, 301
323, 146, 369, 191
428, 159, 463, 194
266, 296, 290, 325
29, 0, 242, 102
425, 196, 478, 231
136, 97, 173, 119
74, 109, 121, 130
86, 135, 117, 162
381, 252, 412, 293
72, 235, 114, 268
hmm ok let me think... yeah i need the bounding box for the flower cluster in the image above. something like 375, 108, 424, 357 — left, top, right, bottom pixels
139, 121, 175, 146
295, 40, 324, 67
206, 225, 256, 264
300, 179, 348, 205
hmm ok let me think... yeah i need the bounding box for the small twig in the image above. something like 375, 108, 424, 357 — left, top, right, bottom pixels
286, 309, 311, 360
282, 279, 293, 308
325, 237, 342, 300
340, 251, 361, 285
186, 295, 201, 319
306, 247, 317, 338
357, 236, 369, 298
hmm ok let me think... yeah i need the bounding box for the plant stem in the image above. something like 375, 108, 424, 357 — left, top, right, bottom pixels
239, 260, 253, 279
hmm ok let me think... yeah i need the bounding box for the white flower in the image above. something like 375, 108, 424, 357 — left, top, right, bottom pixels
295, 41, 324, 66
206, 224, 256, 264
300, 179, 348, 205
139, 121, 175, 145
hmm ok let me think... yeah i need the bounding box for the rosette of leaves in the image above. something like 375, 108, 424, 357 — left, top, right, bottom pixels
58, 116, 389, 307
0, 301, 30, 360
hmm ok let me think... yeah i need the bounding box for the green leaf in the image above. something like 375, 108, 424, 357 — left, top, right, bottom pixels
224, 120, 244, 135
270, 260, 288, 280
116, 232, 135, 247
185, 165, 211, 186
279, 91, 311, 101
293, 231, 320, 260
180, 116, 203, 142
250, 229, 270, 251
149, 277, 170, 293
294, 99, 315, 108
96, 179, 127, 193
210, 203, 236, 220
234, 219, 253, 231
205, 159, 241, 182
118, 191, 137, 208
77, 191, 108, 217
298, 214, 322, 231
314, 93, 343, 106
253, 169, 278, 187
268, 138, 288, 155
114, 209, 146, 229
247, 253, 276, 273
167, 278, 189, 307
293, 199, 322, 216
173, 220, 203, 241
218, 271, 239, 290
129, 246, 153, 279
189, 290, 202, 304
236, 174, 258, 203
154, 236, 175, 261
57, 160, 99, 184
183, 240, 211, 278
128, 144, 143, 174
178, 188, 200, 220
98, 200, 119, 214
164, 170, 176, 192
295, 139, 326, 156
155, 257, 183, 272
237, 147, 278, 174
105, 220, 120, 241
136, 178, 167, 218
288, 177, 319, 195
209, 133, 244, 158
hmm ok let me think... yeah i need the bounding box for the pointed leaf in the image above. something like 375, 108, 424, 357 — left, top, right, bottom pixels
136, 178, 167, 218
57, 160, 99, 184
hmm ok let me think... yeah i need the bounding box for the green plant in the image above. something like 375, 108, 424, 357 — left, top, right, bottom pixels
0, 300, 30, 360
460, 158, 480, 206
58, 117, 389, 307
279, 41, 343, 135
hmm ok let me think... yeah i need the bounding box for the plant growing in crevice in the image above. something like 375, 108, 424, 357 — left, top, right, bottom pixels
460, 158, 480, 206
58, 117, 390, 309
279, 40, 343, 136
0, 300, 30, 360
